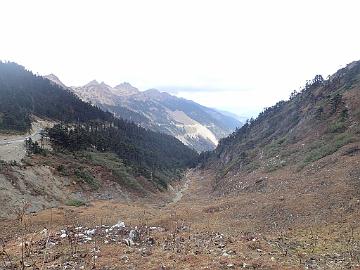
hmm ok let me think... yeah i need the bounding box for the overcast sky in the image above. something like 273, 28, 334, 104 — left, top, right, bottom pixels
1, 0, 360, 117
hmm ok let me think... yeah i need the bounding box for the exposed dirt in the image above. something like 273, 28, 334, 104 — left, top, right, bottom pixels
167, 171, 191, 205
0, 150, 179, 219
1, 168, 360, 269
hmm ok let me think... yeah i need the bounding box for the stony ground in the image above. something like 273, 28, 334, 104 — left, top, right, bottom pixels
1, 169, 360, 269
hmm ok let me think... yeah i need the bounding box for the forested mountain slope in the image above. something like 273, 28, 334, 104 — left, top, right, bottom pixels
0, 62, 110, 132
0, 61, 198, 192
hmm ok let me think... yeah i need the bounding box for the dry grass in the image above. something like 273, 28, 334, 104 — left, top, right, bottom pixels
1, 168, 360, 269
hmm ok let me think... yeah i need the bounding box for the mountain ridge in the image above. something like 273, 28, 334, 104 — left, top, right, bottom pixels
47, 76, 242, 152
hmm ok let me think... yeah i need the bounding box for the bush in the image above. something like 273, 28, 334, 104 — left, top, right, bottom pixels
303, 133, 355, 164
25, 138, 46, 155
88, 152, 145, 192
9, 160, 19, 166
327, 120, 347, 133
65, 199, 86, 207
243, 161, 260, 173
74, 168, 100, 190
0, 159, 5, 171
264, 160, 286, 173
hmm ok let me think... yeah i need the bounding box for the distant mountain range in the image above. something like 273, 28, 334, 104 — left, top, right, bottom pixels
45, 75, 243, 152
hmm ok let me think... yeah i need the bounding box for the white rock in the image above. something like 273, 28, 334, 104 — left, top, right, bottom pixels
124, 238, 134, 246
222, 251, 230, 257
111, 220, 125, 230
129, 229, 139, 241
85, 229, 96, 235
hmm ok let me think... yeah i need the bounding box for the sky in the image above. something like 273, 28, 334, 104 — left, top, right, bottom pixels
1, 0, 360, 118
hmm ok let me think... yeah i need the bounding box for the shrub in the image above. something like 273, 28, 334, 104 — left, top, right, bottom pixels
303, 133, 355, 164
25, 138, 45, 155
74, 168, 100, 190
327, 120, 347, 133
65, 199, 86, 207
244, 162, 260, 173
88, 152, 145, 192
0, 159, 5, 171
264, 161, 286, 173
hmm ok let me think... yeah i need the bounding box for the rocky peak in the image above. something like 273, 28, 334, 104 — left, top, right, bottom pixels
142, 88, 171, 100
44, 74, 68, 89
85, 80, 100, 87
112, 82, 139, 96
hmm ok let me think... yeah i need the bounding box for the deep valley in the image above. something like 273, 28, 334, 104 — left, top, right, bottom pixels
1, 60, 360, 269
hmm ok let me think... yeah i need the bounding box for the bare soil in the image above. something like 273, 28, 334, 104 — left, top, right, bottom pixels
1, 168, 360, 269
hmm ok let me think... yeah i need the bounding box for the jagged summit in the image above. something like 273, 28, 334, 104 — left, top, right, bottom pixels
72, 80, 115, 105
142, 88, 172, 100
83, 80, 111, 88
85, 79, 99, 85
144, 88, 160, 94
114, 82, 135, 89
112, 82, 139, 96
44, 73, 68, 89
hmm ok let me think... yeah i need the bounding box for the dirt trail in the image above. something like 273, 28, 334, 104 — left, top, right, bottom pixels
166, 168, 213, 207
168, 171, 191, 205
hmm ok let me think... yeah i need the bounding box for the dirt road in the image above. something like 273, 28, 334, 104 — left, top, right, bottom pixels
0, 120, 53, 162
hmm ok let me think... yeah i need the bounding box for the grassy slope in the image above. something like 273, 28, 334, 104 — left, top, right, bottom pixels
196, 61, 360, 244
206, 61, 360, 186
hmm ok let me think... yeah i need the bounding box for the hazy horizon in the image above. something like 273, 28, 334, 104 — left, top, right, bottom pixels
1, 0, 360, 117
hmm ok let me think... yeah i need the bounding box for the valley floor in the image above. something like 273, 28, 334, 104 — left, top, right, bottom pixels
1, 169, 360, 269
